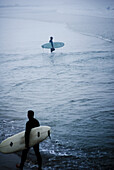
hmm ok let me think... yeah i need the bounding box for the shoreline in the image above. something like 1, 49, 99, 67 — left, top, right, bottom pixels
0, 152, 30, 170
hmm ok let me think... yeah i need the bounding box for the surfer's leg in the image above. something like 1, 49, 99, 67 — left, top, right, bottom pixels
19, 148, 29, 168
33, 144, 42, 169
51, 48, 55, 53
51, 48, 53, 53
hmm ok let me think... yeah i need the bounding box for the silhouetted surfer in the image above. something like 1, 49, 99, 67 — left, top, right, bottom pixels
49, 36, 55, 53
16, 110, 42, 170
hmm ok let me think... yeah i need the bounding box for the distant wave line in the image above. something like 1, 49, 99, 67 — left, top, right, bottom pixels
79, 32, 113, 43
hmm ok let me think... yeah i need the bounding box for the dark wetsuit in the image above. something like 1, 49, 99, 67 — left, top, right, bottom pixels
20, 118, 42, 169
49, 39, 55, 52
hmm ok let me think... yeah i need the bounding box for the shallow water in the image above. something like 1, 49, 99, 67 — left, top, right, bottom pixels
0, 1, 114, 169
0, 50, 114, 169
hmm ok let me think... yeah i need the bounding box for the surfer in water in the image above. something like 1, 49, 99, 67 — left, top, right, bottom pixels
49, 36, 55, 53
16, 110, 42, 170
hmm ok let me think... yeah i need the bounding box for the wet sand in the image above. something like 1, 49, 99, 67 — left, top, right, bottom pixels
0, 152, 29, 170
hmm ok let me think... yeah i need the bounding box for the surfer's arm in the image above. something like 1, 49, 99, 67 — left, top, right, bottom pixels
25, 132, 30, 148
49, 40, 54, 48
51, 42, 54, 48
25, 123, 31, 148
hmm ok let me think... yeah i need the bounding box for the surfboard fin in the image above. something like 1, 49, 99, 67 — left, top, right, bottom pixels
48, 130, 51, 139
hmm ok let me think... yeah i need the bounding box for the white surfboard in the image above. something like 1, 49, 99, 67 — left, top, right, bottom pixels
0, 126, 51, 154
41, 42, 64, 49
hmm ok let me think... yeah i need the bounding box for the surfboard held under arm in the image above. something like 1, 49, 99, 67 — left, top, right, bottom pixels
41, 42, 64, 49
0, 126, 51, 154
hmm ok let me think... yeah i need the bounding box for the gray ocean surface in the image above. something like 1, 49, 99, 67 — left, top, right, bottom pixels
0, 0, 114, 169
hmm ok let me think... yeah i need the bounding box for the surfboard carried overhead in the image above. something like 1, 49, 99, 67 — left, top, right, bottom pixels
0, 126, 51, 154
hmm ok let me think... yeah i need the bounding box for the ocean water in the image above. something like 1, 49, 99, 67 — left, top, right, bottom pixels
0, 0, 114, 169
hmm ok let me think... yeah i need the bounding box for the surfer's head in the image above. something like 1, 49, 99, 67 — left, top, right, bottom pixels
28, 110, 34, 119
50, 36, 53, 40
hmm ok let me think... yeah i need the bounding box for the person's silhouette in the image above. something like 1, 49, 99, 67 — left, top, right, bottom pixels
49, 37, 55, 53
16, 110, 42, 170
